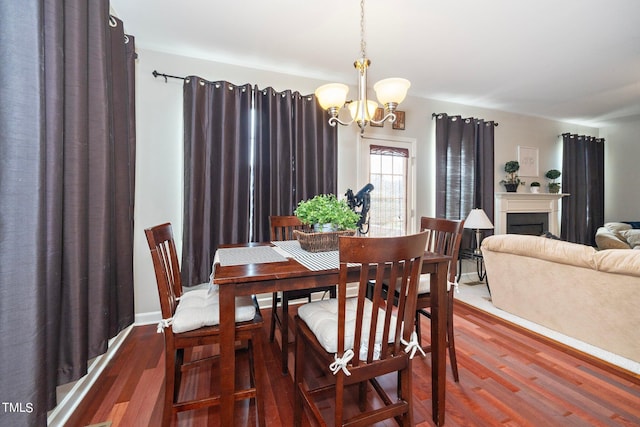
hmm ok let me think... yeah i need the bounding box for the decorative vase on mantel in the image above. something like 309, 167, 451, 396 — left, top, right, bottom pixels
548, 183, 561, 194
501, 160, 522, 193
504, 183, 519, 193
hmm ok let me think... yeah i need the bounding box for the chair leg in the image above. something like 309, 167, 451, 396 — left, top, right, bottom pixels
248, 332, 267, 427
293, 324, 305, 427
162, 348, 177, 427
414, 310, 422, 346
447, 292, 460, 382
399, 362, 414, 426
269, 292, 278, 342
281, 293, 290, 374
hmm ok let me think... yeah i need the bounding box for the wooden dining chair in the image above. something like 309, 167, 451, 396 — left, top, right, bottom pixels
413, 216, 465, 381
365, 216, 464, 382
268, 215, 337, 374
293, 232, 428, 426
145, 223, 266, 427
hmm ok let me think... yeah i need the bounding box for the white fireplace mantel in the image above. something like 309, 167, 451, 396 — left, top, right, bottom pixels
494, 192, 569, 235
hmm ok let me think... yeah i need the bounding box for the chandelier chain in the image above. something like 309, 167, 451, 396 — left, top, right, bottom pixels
360, 0, 366, 59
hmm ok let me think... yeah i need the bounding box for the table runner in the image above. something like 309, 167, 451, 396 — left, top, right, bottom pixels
272, 240, 357, 271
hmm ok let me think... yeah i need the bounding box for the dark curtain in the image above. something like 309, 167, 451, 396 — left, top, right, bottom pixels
561, 134, 605, 245
253, 87, 297, 240
292, 93, 338, 204
435, 113, 495, 247
183, 84, 335, 281
182, 78, 252, 286
0, 1, 136, 425
242, 87, 337, 246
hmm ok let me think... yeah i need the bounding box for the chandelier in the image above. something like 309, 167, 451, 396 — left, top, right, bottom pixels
315, 0, 410, 134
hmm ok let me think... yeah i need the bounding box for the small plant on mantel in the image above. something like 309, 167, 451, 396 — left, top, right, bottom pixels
294, 194, 359, 231
500, 160, 525, 192
545, 169, 562, 193
530, 181, 541, 193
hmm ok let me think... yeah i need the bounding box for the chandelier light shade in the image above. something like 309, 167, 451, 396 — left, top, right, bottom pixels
314, 0, 410, 134
348, 100, 378, 122
315, 83, 349, 111
374, 78, 411, 106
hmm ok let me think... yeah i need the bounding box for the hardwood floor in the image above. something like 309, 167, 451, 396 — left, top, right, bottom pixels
66, 302, 640, 426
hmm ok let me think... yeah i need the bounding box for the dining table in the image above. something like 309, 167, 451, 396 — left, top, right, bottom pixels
212, 240, 451, 426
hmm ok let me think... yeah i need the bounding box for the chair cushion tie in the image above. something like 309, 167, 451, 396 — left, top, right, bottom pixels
329, 349, 354, 376
401, 331, 426, 359
449, 280, 459, 293
157, 317, 173, 334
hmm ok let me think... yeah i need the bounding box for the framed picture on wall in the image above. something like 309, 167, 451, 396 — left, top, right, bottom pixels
518, 146, 539, 177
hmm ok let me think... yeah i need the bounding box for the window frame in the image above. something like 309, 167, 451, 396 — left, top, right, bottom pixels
358, 135, 417, 235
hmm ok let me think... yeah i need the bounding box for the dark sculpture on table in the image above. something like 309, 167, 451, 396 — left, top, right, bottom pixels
345, 183, 373, 235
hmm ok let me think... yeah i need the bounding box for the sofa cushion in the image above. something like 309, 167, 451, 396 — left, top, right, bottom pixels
482, 234, 597, 270
621, 229, 640, 249
605, 222, 633, 237
595, 227, 631, 250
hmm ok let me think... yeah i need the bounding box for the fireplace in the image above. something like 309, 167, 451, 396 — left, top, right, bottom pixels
494, 192, 568, 235
506, 212, 549, 235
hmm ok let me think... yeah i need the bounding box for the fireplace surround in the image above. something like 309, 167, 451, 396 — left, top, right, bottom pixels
495, 192, 568, 235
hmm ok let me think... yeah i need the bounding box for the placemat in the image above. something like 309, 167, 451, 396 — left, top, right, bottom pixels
216, 246, 288, 267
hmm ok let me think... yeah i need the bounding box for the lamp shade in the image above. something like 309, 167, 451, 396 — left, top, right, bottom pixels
315, 83, 349, 110
373, 78, 411, 105
348, 100, 378, 122
464, 209, 494, 230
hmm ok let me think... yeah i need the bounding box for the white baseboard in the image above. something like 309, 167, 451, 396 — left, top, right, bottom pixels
135, 310, 162, 325
47, 325, 133, 427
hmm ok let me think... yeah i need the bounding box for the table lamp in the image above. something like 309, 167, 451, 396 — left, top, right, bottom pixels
464, 208, 494, 254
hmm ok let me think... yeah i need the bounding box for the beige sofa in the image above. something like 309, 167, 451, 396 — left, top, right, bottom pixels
481, 234, 640, 363
595, 222, 640, 250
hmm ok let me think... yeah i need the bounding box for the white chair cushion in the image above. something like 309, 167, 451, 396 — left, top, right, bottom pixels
183, 282, 215, 293
394, 274, 452, 294
171, 288, 256, 333
297, 298, 397, 361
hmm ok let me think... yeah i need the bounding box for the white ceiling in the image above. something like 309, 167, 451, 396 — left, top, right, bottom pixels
111, 0, 640, 127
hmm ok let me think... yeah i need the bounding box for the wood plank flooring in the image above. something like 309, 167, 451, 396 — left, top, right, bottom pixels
65, 301, 640, 426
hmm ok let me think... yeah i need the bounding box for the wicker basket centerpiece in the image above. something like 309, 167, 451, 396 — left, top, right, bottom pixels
293, 229, 355, 252
293, 194, 360, 253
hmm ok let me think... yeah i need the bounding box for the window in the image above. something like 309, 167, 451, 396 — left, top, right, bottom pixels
359, 136, 416, 236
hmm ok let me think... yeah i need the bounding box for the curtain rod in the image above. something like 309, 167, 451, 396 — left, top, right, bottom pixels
431, 112, 498, 126
152, 70, 186, 83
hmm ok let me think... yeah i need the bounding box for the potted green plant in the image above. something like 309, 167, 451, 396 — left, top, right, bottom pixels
294, 194, 359, 232
500, 160, 524, 192
545, 169, 561, 193
293, 194, 359, 252
529, 181, 541, 193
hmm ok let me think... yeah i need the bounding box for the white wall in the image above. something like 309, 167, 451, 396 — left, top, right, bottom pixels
133, 48, 633, 318
599, 115, 640, 222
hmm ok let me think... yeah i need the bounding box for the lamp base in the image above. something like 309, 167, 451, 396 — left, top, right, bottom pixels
474, 229, 483, 254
